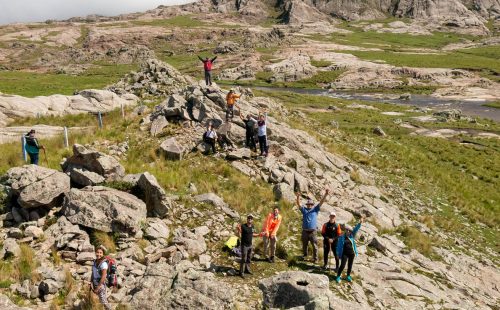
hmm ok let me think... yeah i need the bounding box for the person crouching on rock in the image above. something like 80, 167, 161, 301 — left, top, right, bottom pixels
238, 214, 261, 278
226, 89, 241, 121
203, 123, 218, 154
296, 189, 329, 263
321, 212, 342, 271
90, 245, 112, 310
25, 129, 44, 165
335, 217, 364, 284
262, 207, 282, 263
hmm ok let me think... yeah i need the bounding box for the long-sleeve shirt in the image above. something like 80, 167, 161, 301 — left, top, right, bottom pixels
226, 93, 241, 106
336, 223, 362, 257
263, 213, 282, 237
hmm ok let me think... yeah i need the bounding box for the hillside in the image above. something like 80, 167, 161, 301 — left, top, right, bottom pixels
0, 0, 499, 309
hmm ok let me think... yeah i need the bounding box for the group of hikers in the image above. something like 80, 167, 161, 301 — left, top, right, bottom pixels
237, 188, 364, 284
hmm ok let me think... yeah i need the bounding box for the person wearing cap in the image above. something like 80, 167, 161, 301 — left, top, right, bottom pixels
335, 217, 364, 283
262, 207, 282, 263
238, 214, 261, 278
296, 189, 330, 263
25, 129, 44, 165
321, 212, 342, 271
226, 89, 241, 121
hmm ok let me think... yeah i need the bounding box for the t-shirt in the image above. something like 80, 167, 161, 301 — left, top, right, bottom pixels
243, 118, 256, 133
240, 223, 254, 247
300, 204, 320, 230
206, 130, 217, 139
258, 120, 266, 137
343, 238, 355, 256
92, 260, 108, 287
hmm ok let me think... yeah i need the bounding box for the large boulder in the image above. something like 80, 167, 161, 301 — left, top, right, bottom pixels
159, 137, 185, 161
4, 165, 70, 209
0, 238, 21, 259
137, 172, 173, 217
69, 168, 105, 187
62, 186, 147, 234
259, 271, 331, 309
62, 144, 125, 181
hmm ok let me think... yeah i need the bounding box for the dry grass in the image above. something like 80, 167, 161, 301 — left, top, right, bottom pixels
91, 231, 117, 254
16, 244, 40, 282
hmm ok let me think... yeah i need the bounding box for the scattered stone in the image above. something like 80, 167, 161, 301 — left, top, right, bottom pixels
159, 137, 185, 161
144, 218, 170, 240
0, 239, 20, 259
70, 168, 105, 187
373, 126, 387, 136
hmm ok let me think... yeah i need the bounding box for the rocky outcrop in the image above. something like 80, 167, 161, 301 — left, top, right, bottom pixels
218, 63, 256, 80
0, 294, 31, 310
264, 55, 317, 82
137, 172, 174, 217
110, 58, 194, 98
0, 89, 138, 125
62, 144, 125, 181
62, 186, 147, 234
4, 165, 70, 209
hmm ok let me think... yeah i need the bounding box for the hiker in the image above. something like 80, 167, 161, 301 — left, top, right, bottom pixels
237, 214, 261, 278
90, 246, 112, 310
257, 113, 268, 156
198, 55, 217, 86
262, 207, 282, 263
296, 189, 330, 263
204, 123, 218, 154
335, 217, 364, 283
321, 212, 342, 271
226, 89, 241, 121
239, 110, 257, 152
25, 129, 44, 165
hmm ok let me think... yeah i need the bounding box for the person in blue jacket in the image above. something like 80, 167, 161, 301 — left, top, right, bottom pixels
25, 129, 44, 165
335, 217, 364, 283
295, 188, 330, 263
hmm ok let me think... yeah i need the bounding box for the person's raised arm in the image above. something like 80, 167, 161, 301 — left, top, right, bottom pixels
352, 217, 364, 237
318, 188, 330, 207
197, 55, 204, 62
211, 56, 218, 62
295, 192, 301, 209
239, 108, 245, 121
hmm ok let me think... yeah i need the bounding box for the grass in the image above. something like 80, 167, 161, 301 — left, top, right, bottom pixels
0, 244, 40, 286
131, 15, 206, 28
483, 101, 500, 109
396, 226, 438, 259
0, 63, 137, 97
91, 231, 117, 254
258, 90, 500, 256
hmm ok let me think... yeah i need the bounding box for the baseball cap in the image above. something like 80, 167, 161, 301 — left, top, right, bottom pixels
344, 224, 353, 231
306, 199, 314, 205
247, 214, 254, 219
329, 212, 336, 217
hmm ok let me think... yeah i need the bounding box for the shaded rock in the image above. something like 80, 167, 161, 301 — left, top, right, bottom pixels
62, 144, 125, 181
160, 137, 185, 161
273, 183, 295, 203
5, 165, 70, 209
62, 186, 147, 234
70, 168, 105, 187
150, 115, 169, 137
259, 271, 330, 309
7, 228, 23, 239
24, 226, 44, 239
0, 238, 20, 259
137, 172, 173, 218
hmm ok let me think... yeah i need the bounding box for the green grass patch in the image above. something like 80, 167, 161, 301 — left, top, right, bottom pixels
310, 59, 331, 68
0, 63, 137, 97
483, 101, 500, 109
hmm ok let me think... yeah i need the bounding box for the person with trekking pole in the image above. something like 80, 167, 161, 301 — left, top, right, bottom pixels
239, 109, 257, 152
198, 55, 217, 86
90, 246, 112, 310
296, 189, 330, 263
335, 217, 364, 283
262, 207, 282, 263
24, 129, 45, 165
237, 214, 262, 278
321, 212, 342, 271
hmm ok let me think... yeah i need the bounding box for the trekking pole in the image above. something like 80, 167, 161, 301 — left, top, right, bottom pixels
63, 126, 69, 148
97, 111, 103, 129
42, 148, 49, 167
328, 242, 332, 273
21, 136, 27, 162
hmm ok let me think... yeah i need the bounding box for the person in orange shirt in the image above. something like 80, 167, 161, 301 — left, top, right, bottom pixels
226, 89, 241, 121
262, 207, 282, 263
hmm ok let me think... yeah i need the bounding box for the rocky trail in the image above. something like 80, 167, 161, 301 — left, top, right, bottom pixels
0, 58, 498, 309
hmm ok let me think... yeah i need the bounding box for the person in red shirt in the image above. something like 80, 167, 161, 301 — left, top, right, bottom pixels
198, 55, 218, 86
262, 207, 282, 263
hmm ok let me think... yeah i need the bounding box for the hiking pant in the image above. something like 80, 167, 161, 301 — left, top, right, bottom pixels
301, 230, 318, 261
263, 235, 277, 258
205, 137, 216, 154
323, 240, 339, 270
258, 135, 268, 155
226, 105, 234, 120
28, 152, 39, 165
337, 253, 355, 277
240, 245, 252, 274
96, 286, 111, 310
246, 131, 256, 151
204, 70, 212, 86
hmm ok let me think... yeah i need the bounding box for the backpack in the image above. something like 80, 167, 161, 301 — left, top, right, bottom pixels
104, 256, 118, 287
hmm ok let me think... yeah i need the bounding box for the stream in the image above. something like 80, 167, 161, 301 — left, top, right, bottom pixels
252, 86, 500, 122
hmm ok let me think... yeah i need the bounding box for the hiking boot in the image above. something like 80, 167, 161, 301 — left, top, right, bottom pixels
346, 275, 352, 282
239, 272, 245, 278
322, 264, 328, 270
270, 256, 275, 263
245, 268, 252, 275
335, 276, 341, 284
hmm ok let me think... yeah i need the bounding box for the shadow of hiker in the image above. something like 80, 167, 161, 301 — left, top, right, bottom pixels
288, 256, 338, 281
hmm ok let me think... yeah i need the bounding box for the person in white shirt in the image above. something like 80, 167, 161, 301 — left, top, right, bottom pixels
204, 123, 218, 154
257, 113, 268, 156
